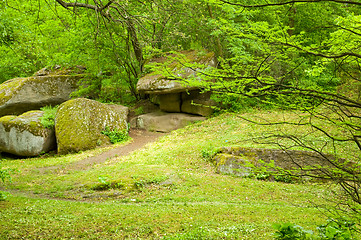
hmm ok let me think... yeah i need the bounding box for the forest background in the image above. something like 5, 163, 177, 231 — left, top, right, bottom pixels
2, 0, 360, 104
1, 0, 361, 238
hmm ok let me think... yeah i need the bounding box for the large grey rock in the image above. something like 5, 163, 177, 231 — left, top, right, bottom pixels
137, 50, 216, 95
181, 90, 215, 116
55, 98, 128, 154
212, 147, 343, 178
0, 66, 85, 117
108, 104, 129, 122
0, 111, 56, 157
137, 50, 216, 116
130, 111, 205, 132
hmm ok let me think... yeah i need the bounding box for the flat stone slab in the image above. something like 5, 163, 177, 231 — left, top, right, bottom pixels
212, 146, 344, 178
130, 111, 205, 132
137, 50, 216, 95
0, 67, 85, 117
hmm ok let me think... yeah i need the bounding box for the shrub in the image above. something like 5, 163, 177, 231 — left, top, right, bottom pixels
200, 145, 218, 161
101, 126, 129, 144
273, 222, 313, 240
273, 219, 356, 240
40, 105, 58, 129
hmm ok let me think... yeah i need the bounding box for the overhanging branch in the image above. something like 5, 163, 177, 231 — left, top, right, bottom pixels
219, 0, 361, 7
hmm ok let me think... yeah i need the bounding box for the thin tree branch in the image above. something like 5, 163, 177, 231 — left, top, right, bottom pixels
219, 0, 361, 8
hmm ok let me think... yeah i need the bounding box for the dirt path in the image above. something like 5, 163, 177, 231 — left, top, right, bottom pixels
68, 128, 166, 170
0, 129, 166, 201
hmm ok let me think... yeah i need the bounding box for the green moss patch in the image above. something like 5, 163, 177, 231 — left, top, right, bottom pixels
0, 111, 49, 137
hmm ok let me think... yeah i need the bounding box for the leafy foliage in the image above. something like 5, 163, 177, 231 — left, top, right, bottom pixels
273, 219, 356, 240
0, 162, 11, 184
1, 0, 361, 232
273, 222, 313, 240
40, 105, 58, 129
101, 126, 129, 144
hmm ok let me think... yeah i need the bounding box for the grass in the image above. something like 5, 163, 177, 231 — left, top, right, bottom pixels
0, 111, 358, 239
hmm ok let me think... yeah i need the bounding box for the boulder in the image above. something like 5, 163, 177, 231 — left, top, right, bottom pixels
55, 98, 128, 154
107, 104, 129, 122
154, 90, 215, 116
181, 90, 215, 117
212, 147, 342, 179
137, 75, 198, 95
159, 93, 181, 112
0, 66, 86, 117
0, 111, 56, 157
137, 50, 216, 116
137, 50, 216, 95
130, 111, 205, 132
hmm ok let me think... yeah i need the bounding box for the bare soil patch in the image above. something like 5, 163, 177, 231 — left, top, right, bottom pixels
36, 128, 165, 175
69, 128, 165, 170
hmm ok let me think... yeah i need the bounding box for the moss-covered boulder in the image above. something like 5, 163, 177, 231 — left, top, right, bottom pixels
0, 111, 56, 157
55, 98, 128, 154
0, 66, 86, 117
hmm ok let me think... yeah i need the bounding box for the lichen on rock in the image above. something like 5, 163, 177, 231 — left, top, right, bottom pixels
130, 111, 205, 132
137, 50, 216, 116
55, 98, 129, 154
0, 66, 86, 117
137, 50, 216, 95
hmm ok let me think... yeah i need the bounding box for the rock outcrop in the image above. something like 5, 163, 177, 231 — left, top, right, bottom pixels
212, 146, 340, 179
137, 50, 216, 116
55, 98, 128, 154
130, 111, 205, 132
0, 66, 85, 117
0, 111, 56, 157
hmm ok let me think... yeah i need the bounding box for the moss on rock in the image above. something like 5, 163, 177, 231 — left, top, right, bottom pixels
0, 111, 56, 156
1, 111, 49, 136
0, 68, 86, 117
55, 98, 128, 154
137, 50, 216, 95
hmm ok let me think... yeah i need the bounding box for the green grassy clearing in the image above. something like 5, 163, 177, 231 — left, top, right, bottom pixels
0, 111, 356, 239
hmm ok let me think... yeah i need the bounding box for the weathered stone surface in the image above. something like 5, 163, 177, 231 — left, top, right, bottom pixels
137, 75, 198, 95
149, 95, 161, 105
212, 146, 341, 178
0, 66, 86, 117
137, 50, 216, 95
34, 65, 86, 76
130, 111, 205, 132
212, 153, 253, 177
181, 90, 215, 116
0, 111, 56, 157
55, 98, 128, 154
107, 104, 129, 122
159, 93, 181, 112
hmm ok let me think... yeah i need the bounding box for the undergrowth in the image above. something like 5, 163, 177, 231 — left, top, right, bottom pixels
40, 105, 58, 129
101, 126, 130, 144
1, 112, 359, 239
